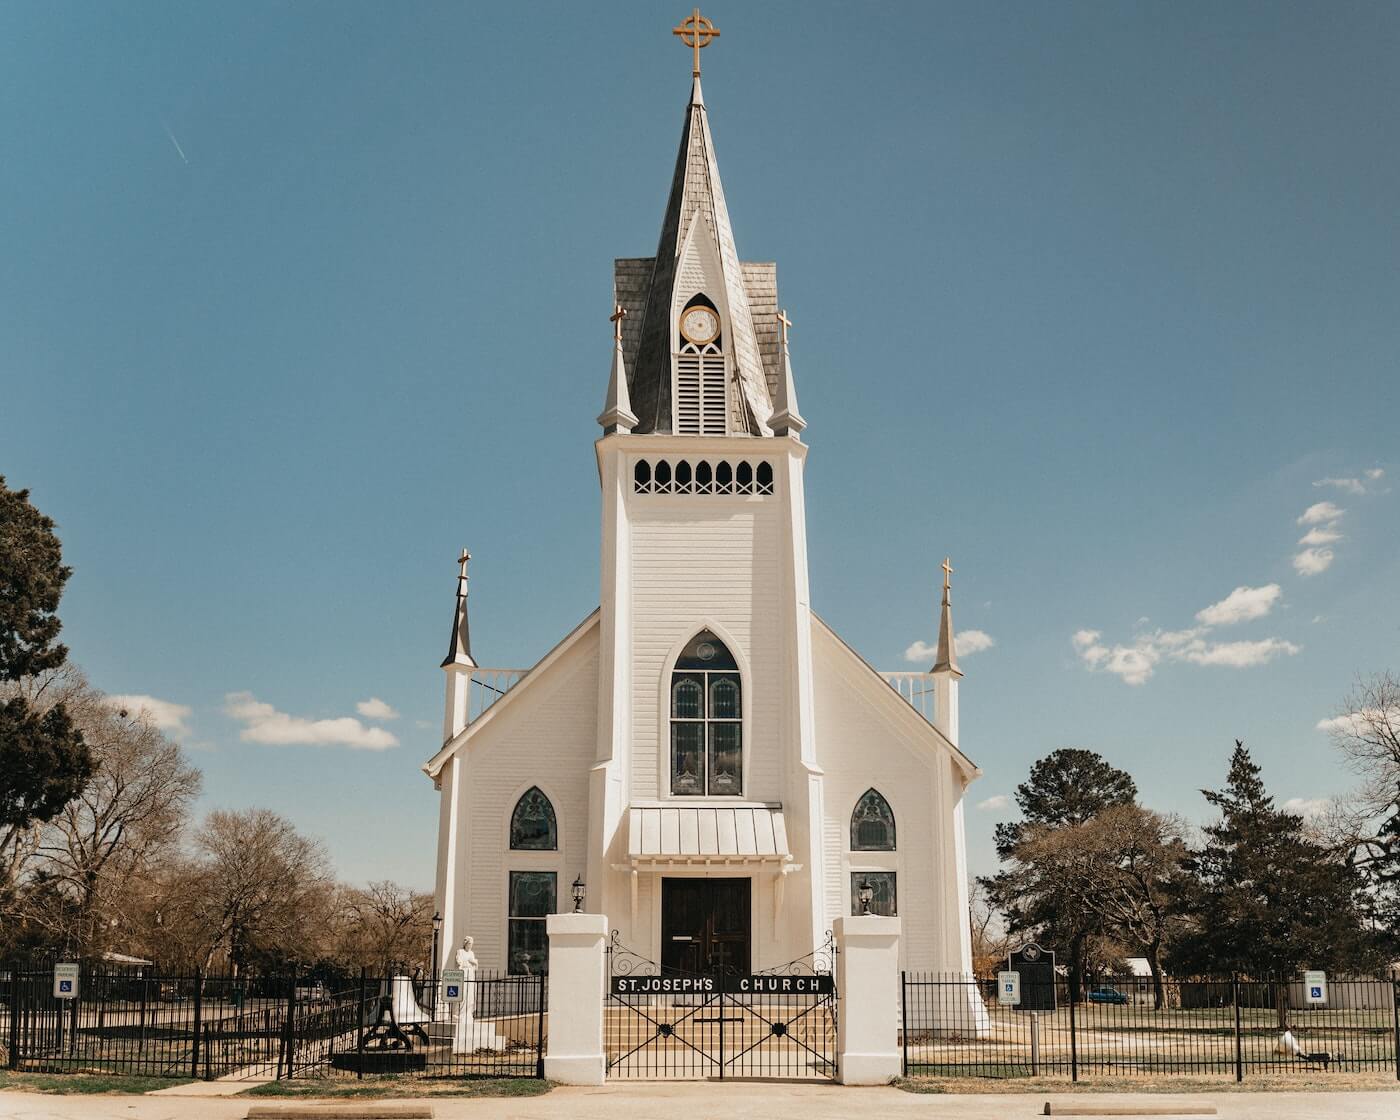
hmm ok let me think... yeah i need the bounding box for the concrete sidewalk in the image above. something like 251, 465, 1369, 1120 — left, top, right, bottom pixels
0, 1085, 1398, 1120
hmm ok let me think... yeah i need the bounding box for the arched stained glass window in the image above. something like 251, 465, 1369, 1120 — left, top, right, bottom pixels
510, 787, 558, 850
851, 789, 895, 851
670, 630, 742, 797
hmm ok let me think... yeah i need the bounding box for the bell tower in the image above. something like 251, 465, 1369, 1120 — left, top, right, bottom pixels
584, 36, 826, 961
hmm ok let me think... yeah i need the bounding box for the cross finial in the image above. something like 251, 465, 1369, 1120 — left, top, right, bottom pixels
457, 549, 471, 583
777, 309, 793, 348
673, 8, 720, 78
610, 304, 627, 345
942, 556, 954, 593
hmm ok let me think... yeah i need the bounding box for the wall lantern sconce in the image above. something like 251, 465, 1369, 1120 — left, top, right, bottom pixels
572, 875, 586, 913
858, 878, 874, 916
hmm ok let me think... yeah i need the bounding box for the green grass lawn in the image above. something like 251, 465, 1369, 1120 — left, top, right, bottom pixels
0, 1070, 192, 1094
242, 1077, 552, 1099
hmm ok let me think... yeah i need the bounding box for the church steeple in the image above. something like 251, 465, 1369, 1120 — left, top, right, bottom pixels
625, 70, 775, 436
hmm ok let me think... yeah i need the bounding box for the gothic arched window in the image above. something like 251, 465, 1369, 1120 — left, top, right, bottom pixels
670, 630, 742, 796
510, 787, 558, 850
850, 789, 896, 851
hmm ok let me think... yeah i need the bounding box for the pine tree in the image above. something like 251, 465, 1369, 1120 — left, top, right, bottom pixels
1169, 743, 1380, 983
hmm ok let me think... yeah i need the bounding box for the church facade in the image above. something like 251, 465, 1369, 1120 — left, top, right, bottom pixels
424, 70, 981, 983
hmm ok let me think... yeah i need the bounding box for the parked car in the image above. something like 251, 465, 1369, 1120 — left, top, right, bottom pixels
1087, 986, 1129, 1005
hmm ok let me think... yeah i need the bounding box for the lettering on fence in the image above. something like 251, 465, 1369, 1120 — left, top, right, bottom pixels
610, 973, 833, 996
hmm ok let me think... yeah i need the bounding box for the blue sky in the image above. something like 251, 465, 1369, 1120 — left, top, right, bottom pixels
4, 2, 1397, 890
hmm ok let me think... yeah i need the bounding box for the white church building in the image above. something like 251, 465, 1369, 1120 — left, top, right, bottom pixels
424, 68, 982, 982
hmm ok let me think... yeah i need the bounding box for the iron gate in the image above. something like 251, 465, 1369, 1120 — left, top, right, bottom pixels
604, 932, 836, 1080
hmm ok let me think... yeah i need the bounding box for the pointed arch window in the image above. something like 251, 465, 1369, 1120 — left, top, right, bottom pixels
510, 787, 558, 850
670, 630, 742, 796
850, 789, 896, 851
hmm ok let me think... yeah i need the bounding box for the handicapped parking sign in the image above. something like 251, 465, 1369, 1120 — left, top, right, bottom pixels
1303, 970, 1327, 1006
446, 984, 461, 1000
442, 968, 465, 1004
53, 962, 79, 1000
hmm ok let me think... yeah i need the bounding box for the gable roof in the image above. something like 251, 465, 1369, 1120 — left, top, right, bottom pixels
811, 612, 981, 782
421, 609, 600, 782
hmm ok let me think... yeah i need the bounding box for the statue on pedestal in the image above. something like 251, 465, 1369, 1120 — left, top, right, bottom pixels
452, 936, 505, 1053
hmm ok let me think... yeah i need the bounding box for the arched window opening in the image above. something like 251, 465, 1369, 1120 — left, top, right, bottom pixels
851, 789, 895, 851
510, 787, 558, 850
715, 461, 733, 488
736, 462, 753, 492
695, 460, 713, 493
655, 460, 672, 488
676, 296, 727, 436
634, 460, 652, 493
670, 630, 742, 797
675, 459, 693, 493
756, 461, 774, 494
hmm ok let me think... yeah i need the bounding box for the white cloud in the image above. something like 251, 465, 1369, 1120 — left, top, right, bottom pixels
1194, 584, 1281, 627
903, 629, 995, 663
1073, 625, 1300, 685
1316, 707, 1400, 736
1282, 797, 1331, 822
1365, 468, 1385, 481
1292, 547, 1335, 576
976, 794, 1011, 812
957, 629, 995, 656
1175, 637, 1301, 668
1312, 477, 1366, 495
1297, 526, 1342, 547
1072, 630, 1160, 685
1297, 501, 1345, 526
105, 694, 193, 737
355, 697, 399, 721
224, 692, 399, 751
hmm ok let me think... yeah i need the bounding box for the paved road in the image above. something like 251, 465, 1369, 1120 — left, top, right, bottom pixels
1, 1085, 1398, 1120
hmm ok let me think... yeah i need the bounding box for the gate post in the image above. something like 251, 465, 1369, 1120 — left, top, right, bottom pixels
833, 915, 901, 1085
542, 912, 607, 1086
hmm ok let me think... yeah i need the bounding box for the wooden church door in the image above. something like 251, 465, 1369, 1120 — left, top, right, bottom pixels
660, 878, 751, 976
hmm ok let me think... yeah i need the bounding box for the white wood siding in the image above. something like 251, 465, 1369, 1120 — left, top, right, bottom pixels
627, 501, 784, 803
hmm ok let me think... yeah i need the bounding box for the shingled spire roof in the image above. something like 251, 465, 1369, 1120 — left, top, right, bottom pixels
625, 76, 774, 435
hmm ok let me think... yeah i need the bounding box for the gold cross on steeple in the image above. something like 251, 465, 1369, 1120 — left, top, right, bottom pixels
777, 309, 793, 348
942, 556, 954, 593
610, 304, 627, 345
673, 8, 720, 78
458, 548, 471, 582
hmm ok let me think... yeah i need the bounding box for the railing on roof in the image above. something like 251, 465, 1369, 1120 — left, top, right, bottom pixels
468, 668, 528, 723
880, 671, 937, 725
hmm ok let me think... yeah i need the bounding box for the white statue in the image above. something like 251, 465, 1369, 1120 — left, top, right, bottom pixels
452, 935, 505, 1053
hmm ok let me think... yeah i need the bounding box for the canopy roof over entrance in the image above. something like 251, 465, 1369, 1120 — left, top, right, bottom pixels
626, 806, 791, 866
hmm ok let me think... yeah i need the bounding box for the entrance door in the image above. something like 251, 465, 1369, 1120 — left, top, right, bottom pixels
660, 878, 751, 976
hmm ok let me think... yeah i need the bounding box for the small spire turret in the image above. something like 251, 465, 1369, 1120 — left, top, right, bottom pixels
769, 309, 806, 436
931, 556, 962, 678
441, 549, 477, 669
598, 305, 638, 434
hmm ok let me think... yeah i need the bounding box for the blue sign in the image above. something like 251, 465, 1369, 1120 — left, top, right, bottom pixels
1310, 986, 1323, 999
58, 980, 72, 993
446, 984, 460, 999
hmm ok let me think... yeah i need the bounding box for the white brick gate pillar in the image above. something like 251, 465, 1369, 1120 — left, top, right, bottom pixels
543, 912, 607, 1085
833, 915, 901, 1084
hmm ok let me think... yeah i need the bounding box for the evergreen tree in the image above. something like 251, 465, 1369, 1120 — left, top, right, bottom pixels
0, 477, 92, 893
1169, 743, 1380, 983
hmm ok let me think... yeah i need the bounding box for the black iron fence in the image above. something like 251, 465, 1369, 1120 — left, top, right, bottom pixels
2, 960, 546, 1082
902, 971, 1400, 1081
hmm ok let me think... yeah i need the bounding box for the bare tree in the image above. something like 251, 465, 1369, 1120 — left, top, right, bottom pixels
172, 808, 333, 974
2, 666, 200, 954
331, 880, 435, 970
968, 879, 1010, 975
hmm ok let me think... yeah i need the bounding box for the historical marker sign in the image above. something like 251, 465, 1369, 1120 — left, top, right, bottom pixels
1008, 943, 1056, 1011
53, 962, 80, 1000
1303, 970, 1327, 1006
997, 970, 1021, 1006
